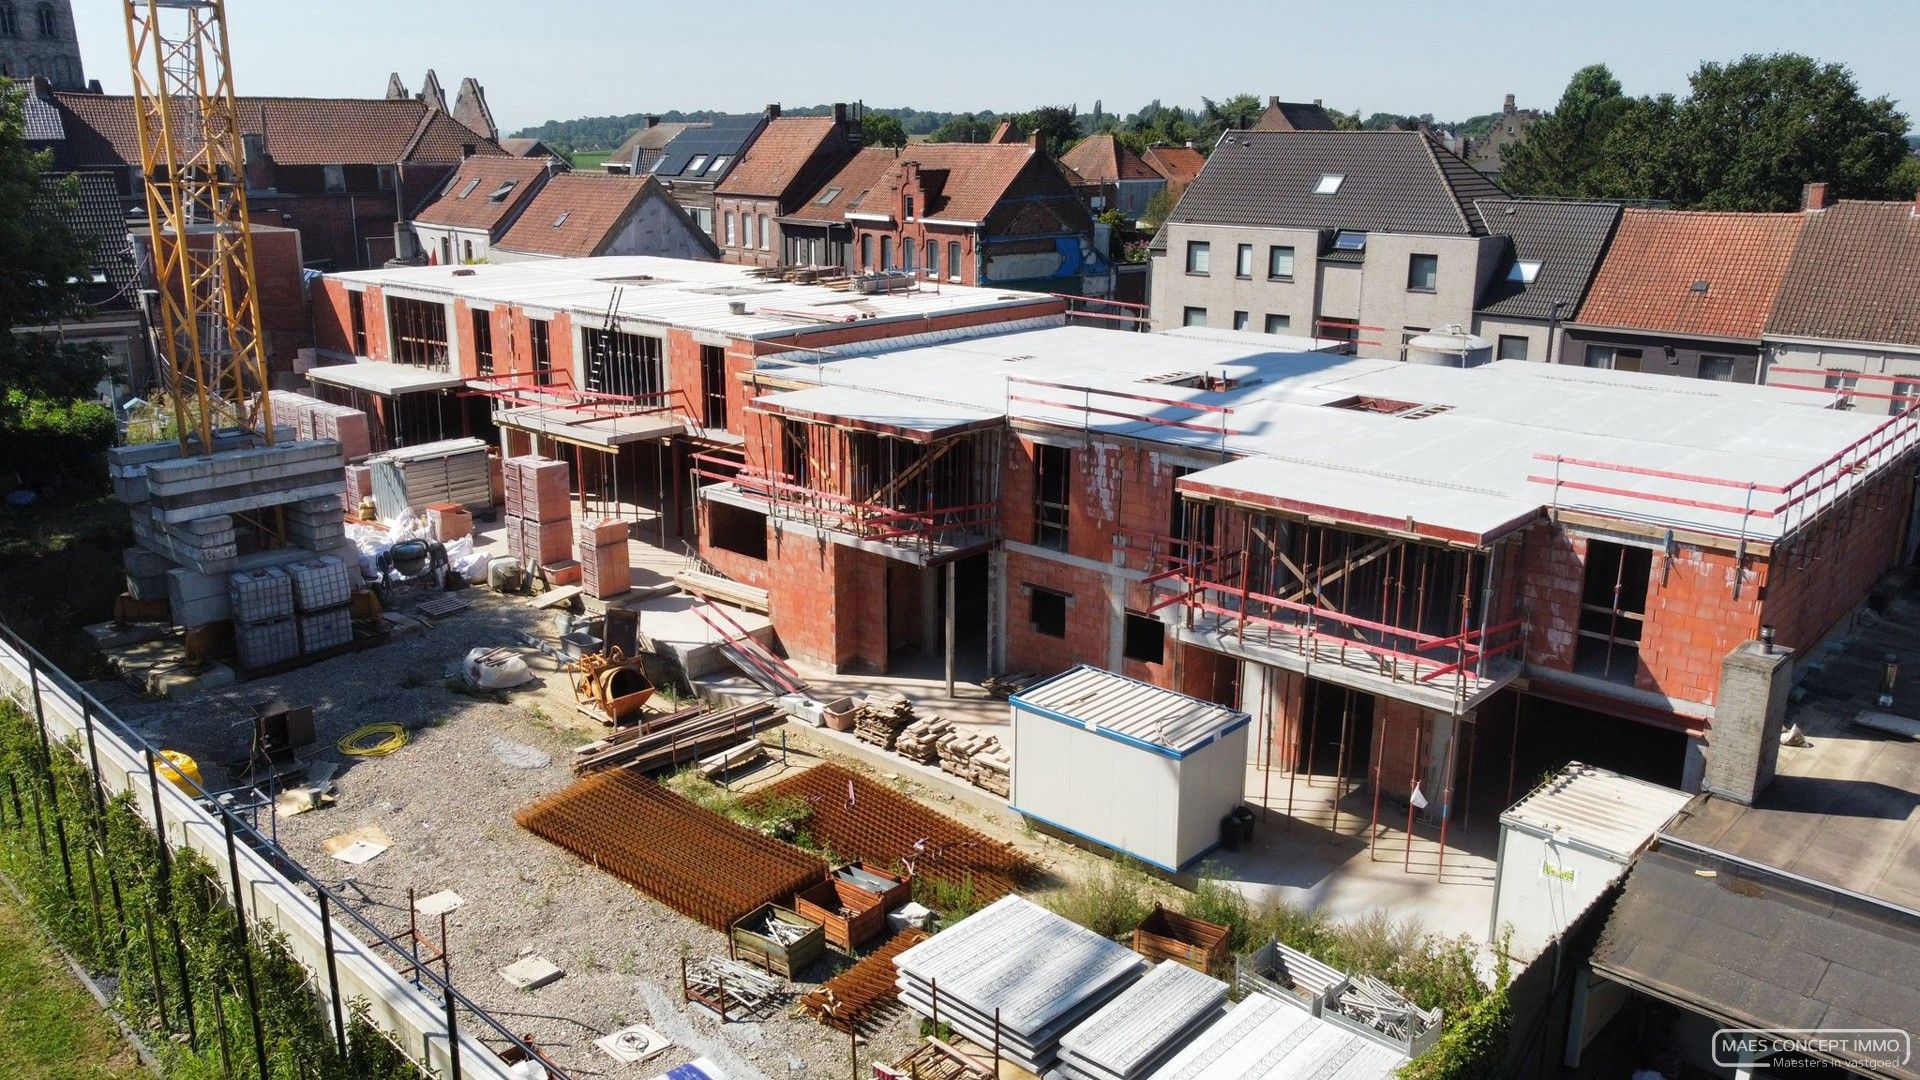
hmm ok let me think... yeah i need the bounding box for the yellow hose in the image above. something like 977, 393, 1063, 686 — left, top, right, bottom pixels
338, 723, 409, 757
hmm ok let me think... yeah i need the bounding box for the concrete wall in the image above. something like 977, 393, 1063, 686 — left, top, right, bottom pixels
414, 223, 494, 265
1764, 338, 1920, 416
1559, 327, 1762, 384
1473, 315, 1559, 364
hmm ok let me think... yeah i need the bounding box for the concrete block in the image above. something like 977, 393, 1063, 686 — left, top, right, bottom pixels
128, 572, 170, 602
123, 547, 175, 576
145, 661, 236, 699
167, 566, 232, 627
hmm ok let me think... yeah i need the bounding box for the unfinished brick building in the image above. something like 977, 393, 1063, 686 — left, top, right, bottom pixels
711, 325, 1918, 822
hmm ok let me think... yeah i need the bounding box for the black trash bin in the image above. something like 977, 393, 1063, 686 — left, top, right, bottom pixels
1231, 805, 1256, 844
1219, 813, 1243, 853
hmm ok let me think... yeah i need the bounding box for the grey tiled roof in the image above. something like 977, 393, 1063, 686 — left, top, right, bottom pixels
1475, 198, 1621, 321
38, 172, 140, 307
23, 93, 65, 142
1769, 200, 1920, 347
1170, 129, 1507, 237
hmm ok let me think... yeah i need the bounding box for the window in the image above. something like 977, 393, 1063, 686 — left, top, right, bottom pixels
948, 240, 962, 281
552, 211, 570, 228
348, 291, 368, 356
1185, 241, 1210, 274
758, 213, 769, 250
1029, 587, 1068, 639
323, 165, 346, 193
816, 186, 842, 206
1894, 381, 1918, 407
486, 180, 516, 203
376, 166, 395, 192
745, 213, 757, 250
859, 235, 873, 270
1496, 334, 1529, 362
1507, 259, 1541, 284
700, 344, 728, 429
1235, 243, 1253, 278
582, 328, 665, 398
0, 4, 15, 37
36, 1, 54, 37
1233, 311, 1249, 331
1264, 313, 1290, 335
1033, 443, 1071, 551
1332, 231, 1367, 252
904, 195, 916, 219
903, 236, 917, 271
927, 240, 940, 278
387, 296, 450, 371
706, 155, 728, 175
1823, 370, 1860, 393
453, 178, 478, 199
1407, 253, 1438, 292
880, 235, 894, 270
1698, 355, 1737, 382
471, 309, 493, 375
528, 318, 552, 385
461, 239, 473, 262
439, 237, 451, 265
1584, 344, 1642, 372
708, 503, 768, 560
1182, 306, 1207, 328
723, 212, 735, 247
1576, 539, 1650, 685
692, 207, 713, 234
1123, 611, 1165, 665
1268, 245, 1295, 280
1313, 173, 1344, 195
687, 154, 709, 174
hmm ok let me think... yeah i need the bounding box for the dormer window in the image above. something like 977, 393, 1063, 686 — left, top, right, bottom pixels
705, 155, 728, 175
687, 155, 709, 174
1332, 230, 1367, 252
323, 165, 346, 193
904, 195, 916, 219
487, 180, 516, 202
1313, 174, 1344, 195
553, 212, 569, 228
1507, 259, 1541, 284
1689, 280, 1710, 295
456, 178, 480, 198
816, 186, 842, 206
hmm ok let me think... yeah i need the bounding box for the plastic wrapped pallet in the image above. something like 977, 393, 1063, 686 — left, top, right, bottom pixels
368, 438, 491, 518
228, 566, 294, 624
285, 555, 354, 612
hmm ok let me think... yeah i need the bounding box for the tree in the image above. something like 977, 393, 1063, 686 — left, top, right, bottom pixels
862, 112, 907, 150
926, 114, 995, 143
1196, 94, 1264, 144
0, 83, 112, 486
1013, 106, 1081, 156
1141, 187, 1177, 228
1498, 63, 1630, 197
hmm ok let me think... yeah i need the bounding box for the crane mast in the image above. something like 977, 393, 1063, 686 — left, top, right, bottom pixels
122, 0, 274, 453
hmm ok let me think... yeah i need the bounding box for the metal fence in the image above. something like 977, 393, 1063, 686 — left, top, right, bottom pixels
0, 621, 569, 1080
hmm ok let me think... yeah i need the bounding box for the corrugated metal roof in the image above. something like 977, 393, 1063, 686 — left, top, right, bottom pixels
1057, 959, 1226, 1075
1145, 994, 1401, 1080
1501, 762, 1690, 858
1012, 665, 1250, 758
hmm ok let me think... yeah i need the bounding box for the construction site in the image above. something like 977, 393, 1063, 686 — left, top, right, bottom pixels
9, 6, 1920, 1080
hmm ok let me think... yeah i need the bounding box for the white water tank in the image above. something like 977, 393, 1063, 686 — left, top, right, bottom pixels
1406, 324, 1493, 367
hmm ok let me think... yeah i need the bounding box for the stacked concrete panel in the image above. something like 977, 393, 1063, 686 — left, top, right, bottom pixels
503, 455, 573, 566
258, 392, 371, 463
230, 565, 298, 669
578, 517, 630, 599
123, 547, 173, 602
368, 438, 491, 518
143, 441, 345, 525
282, 495, 347, 552
1055, 960, 1228, 1080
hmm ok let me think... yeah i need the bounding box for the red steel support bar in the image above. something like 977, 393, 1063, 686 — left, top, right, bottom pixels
1051, 292, 1150, 312
1187, 578, 1456, 647
1524, 475, 1778, 519
1532, 453, 1786, 494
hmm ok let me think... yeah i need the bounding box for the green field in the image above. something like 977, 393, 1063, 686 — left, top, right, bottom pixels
568, 150, 612, 170
0, 896, 146, 1078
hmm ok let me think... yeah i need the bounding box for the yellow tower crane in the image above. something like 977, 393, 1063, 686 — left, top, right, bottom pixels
122, 0, 274, 453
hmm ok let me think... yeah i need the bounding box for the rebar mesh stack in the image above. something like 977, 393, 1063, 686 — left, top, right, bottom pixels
800, 927, 929, 1032
515, 770, 825, 930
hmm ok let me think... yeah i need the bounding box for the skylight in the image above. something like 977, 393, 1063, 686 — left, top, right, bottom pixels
687, 155, 709, 173
1313, 174, 1345, 195
1332, 230, 1367, 251
456, 178, 480, 199
816, 186, 842, 206
705, 155, 729, 175
1508, 259, 1542, 284
552, 212, 570, 228
487, 181, 517, 203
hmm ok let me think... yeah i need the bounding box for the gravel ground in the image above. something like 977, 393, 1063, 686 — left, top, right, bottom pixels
96, 590, 969, 1080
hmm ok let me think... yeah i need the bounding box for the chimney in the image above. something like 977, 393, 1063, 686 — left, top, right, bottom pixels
1801, 181, 1832, 211
1503, 93, 1516, 114
644, 115, 659, 129
1268, 95, 1280, 108
1313, 98, 1323, 107
1703, 638, 1793, 805
1030, 130, 1045, 151
765, 103, 781, 120
461, 143, 476, 160
833, 102, 847, 125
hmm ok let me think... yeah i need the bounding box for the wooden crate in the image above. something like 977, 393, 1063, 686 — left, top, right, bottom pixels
1132, 904, 1231, 974
832, 862, 912, 910
793, 878, 888, 952
730, 904, 824, 978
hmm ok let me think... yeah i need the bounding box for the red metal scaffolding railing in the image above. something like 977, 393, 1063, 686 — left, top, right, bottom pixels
1766, 366, 1920, 406
1529, 402, 1920, 541
1053, 292, 1150, 331
1005, 376, 1239, 445
690, 450, 1000, 553
464, 369, 702, 428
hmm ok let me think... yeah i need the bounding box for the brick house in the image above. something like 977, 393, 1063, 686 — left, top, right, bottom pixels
646, 108, 779, 237
491, 174, 718, 263
1060, 133, 1166, 219
1141, 144, 1206, 202
1564, 207, 1807, 384
410, 154, 562, 265
32, 80, 504, 269
711, 322, 1915, 823
603, 117, 707, 176
1472, 197, 1622, 364
712, 107, 858, 268
790, 139, 1106, 291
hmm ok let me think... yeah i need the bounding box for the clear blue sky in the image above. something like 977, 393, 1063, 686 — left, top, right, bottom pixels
71, 0, 1914, 135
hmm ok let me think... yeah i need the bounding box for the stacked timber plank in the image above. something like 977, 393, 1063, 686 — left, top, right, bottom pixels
578, 517, 630, 600
937, 731, 1010, 797
369, 438, 491, 518
1054, 960, 1228, 1080
893, 895, 1145, 1073
893, 715, 952, 764
570, 701, 783, 775
503, 454, 572, 566
854, 691, 915, 749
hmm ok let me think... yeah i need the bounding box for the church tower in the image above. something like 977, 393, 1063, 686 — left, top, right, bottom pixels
0, 0, 86, 89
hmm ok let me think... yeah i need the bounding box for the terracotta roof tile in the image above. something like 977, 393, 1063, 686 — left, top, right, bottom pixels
792, 144, 1044, 226
1576, 209, 1806, 340
715, 116, 845, 201
782, 146, 898, 224
51, 93, 503, 167
1060, 133, 1161, 183
495, 173, 711, 258
1769, 201, 1920, 348
413, 157, 558, 233
1141, 146, 1206, 188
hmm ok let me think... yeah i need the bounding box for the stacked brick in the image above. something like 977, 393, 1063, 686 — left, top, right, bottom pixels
893, 715, 952, 764
937, 731, 1011, 798
504, 455, 573, 567
258, 391, 371, 463
578, 518, 630, 600
853, 691, 915, 749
